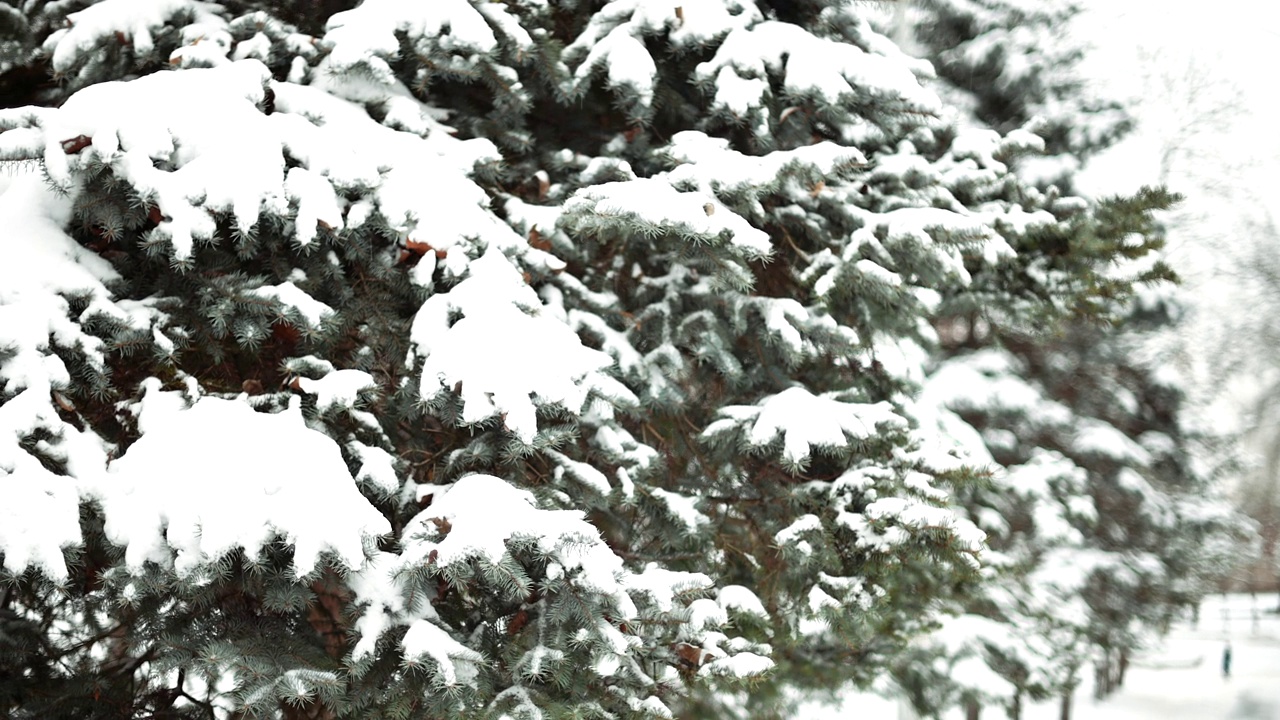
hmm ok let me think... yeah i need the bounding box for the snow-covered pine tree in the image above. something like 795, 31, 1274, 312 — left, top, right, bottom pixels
923, 288, 1254, 717
902, 2, 1255, 717
0, 1, 1186, 718
890, 188, 1187, 719
908, 0, 1130, 188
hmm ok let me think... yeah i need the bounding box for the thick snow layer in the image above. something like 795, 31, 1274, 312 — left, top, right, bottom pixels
0, 445, 87, 581
44, 0, 225, 73
0, 175, 118, 386
326, 0, 500, 72
696, 20, 940, 117
704, 386, 905, 464
98, 395, 390, 576
35, 61, 284, 259
390, 472, 663, 669
0, 59, 520, 270
1074, 419, 1152, 466
270, 80, 526, 271
317, 0, 521, 139
410, 250, 635, 442
0, 173, 123, 580
570, 0, 760, 56
717, 585, 769, 618
215, 470, 662, 688
574, 22, 657, 105
412, 474, 610, 569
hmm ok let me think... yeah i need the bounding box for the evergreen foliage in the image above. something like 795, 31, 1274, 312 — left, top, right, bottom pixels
910, 0, 1131, 184
0, 1, 1224, 719
902, 1, 1256, 717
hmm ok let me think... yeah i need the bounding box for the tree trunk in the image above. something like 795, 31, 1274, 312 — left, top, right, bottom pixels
1009, 690, 1022, 720
1093, 655, 1109, 699
1059, 691, 1072, 720
965, 696, 981, 720
1117, 649, 1129, 688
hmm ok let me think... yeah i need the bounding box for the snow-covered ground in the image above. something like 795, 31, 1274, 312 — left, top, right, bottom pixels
805, 594, 1280, 719
1021, 593, 1280, 720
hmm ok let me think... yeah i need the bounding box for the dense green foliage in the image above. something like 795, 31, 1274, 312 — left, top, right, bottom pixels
0, 1, 1233, 719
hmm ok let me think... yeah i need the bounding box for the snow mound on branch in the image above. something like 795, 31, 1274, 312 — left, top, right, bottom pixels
0, 428, 93, 582
665, 130, 866, 194
907, 386, 995, 475
717, 585, 769, 618
1073, 419, 1151, 466
351, 475, 693, 669
698, 651, 773, 679
35, 60, 281, 260
0, 174, 121, 581
696, 21, 940, 117
295, 369, 377, 413
44, 0, 225, 73
249, 281, 334, 328
572, 0, 760, 54
410, 250, 635, 442
565, 178, 772, 258
842, 496, 987, 562
326, 0, 500, 75
565, 0, 761, 111
571, 18, 657, 105
99, 395, 390, 576
410, 475, 626, 593
1, 60, 518, 270
927, 350, 1075, 426
269, 81, 521, 271
400, 618, 483, 687
625, 564, 713, 613
316, 0, 527, 138
849, 206, 1015, 287
703, 386, 906, 464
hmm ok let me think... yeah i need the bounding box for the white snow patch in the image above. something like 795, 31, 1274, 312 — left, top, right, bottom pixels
707, 386, 905, 464
99, 396, 390, 576
401, 618, 483, 687
296, 369, 376, 412
410, 250, 634, 443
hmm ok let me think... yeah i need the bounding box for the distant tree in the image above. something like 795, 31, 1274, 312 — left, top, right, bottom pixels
902, 1, 1256, 718
910, 0, 1131, 188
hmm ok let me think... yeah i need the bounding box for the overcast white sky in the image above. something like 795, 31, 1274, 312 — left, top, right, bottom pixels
1069, 1, 1280, 432
1076, 1, 1280, 195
